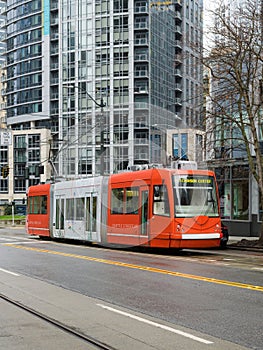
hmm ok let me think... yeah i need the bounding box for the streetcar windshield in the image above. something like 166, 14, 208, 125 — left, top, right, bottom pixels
172, 174, 219, 218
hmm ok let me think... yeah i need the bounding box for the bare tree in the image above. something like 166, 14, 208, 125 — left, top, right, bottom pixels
204, 0, 263, 243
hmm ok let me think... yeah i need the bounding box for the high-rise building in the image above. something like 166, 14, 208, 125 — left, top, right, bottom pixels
0, 1, 6, 66
2, 0, 203, 181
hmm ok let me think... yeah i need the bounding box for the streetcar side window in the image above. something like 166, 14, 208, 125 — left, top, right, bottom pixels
111, 187, 139, 214
33, 196, 40, 214
28, 196, 33, 214
111, 188, 124, 214
28, 195, 47, 214
153, 185, 170, 216
86, 197, 90, 231
126, 187, 139, 214
40, 196, 47, 214
66, 198, 74, 220
76, 197, 85, 220
92, 196, 97, 232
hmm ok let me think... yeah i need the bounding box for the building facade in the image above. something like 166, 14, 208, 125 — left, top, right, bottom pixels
1, 0, 204, 187
0, 128, 51, 212
204, 0, 263, 237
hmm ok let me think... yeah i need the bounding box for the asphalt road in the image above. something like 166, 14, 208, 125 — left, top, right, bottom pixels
0, 227, 262, 350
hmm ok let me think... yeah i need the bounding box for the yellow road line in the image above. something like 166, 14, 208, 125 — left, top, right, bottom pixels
4, 243, 263, 292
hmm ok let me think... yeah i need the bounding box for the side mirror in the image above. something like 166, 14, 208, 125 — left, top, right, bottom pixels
154, 186, 160, 197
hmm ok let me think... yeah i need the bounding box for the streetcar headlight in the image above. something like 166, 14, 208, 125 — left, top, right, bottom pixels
215, 223, 220, 232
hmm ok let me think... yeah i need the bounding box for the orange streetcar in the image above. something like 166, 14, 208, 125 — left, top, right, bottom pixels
26, 166, 222, 249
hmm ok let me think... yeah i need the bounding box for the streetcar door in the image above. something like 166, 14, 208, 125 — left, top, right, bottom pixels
85, 193, 100, 242
140, 188, 149, 237
54, 196, 65, 238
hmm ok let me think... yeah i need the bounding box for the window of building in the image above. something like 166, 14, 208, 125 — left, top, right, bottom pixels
0, 179, 8, 193
113, 0, 128, 12
173, 133, 188, 160
233, 180, 249, 220
14, 179, 26, 193
28, 134, 40, 148
216, 166, 249, 221
0, 147, 8, 163
28, 149, 40, 162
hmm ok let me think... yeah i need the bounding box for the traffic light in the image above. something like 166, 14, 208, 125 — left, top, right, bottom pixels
1, 165, 9, 178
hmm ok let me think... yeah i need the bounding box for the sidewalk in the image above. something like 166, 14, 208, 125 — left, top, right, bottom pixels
228, 236, 259, 244
228, 236, 263, 251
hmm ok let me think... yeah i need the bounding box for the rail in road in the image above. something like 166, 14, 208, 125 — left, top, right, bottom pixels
0, 268, 250, 350
1, 293, 115, 350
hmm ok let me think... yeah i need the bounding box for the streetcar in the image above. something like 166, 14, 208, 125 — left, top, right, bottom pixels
26, 166, 222, 249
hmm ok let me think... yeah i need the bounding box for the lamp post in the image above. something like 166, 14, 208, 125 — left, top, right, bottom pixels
68, 85, 106, 176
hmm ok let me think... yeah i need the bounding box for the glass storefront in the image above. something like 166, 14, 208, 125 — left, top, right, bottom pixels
215, 165, 249, 221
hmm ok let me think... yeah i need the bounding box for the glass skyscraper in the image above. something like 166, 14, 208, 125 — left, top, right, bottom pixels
2, 0, 203, 178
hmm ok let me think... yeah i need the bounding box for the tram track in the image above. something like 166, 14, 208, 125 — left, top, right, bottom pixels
0, 293, 117, 350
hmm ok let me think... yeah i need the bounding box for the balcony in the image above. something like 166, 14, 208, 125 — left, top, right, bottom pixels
135, 70, 148, 77
134, 138, 148, 145
174, 83, 182, 91
134, 22, 148, 30
134, 53, 148, 61
134, 38, 148, 46
175, 25, 182, 35
50, 62, 59, 70
51, 45, 59, 55
134, 102, 149, 110
174, 11, 182, 20
174, 98, 182, 105
50, 77, 59, 85
134, 86, 148, 94
50, 1, 59, 10
174, 54, 182, 64
134, 6, 148, 14
50, 107, 59, 115
51, 32, 59, 40
134, 153, 148, 160
50, 17, 59, 26
174, 40, 182, 49
134, 122, 149, 129
50, 92, 59, 100
174, 0, 183, 7
174, 68, 182, 77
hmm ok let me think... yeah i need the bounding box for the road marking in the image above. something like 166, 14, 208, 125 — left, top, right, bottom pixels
0, 237, 23, 241
97, 304, 213, 344
2, 241, 48, 245
0, 268, 20, 276
0, 236, 34, 242
3, 244, 263, 292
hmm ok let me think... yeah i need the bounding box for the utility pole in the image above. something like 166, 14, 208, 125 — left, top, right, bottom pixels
100, 98, 105, 176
